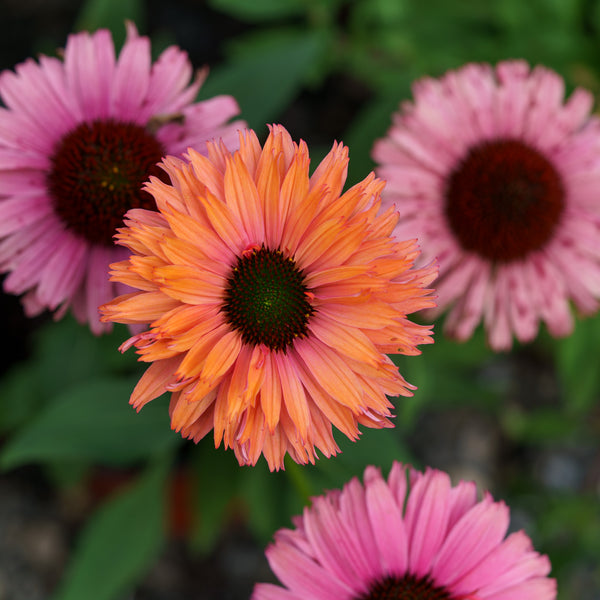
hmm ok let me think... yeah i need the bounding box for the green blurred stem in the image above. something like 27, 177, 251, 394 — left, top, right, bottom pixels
284, 458, 313, 505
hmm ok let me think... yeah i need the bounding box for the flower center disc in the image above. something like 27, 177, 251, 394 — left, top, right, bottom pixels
356, 574, 455, 600
222, 246, 314, 352
47, 119, 166, 245
444, 139, 565, 262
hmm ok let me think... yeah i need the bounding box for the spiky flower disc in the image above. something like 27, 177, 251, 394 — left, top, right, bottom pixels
101, 125, 436, 470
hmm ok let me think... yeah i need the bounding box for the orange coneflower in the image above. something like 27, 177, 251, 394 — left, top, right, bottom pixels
101, 124, 437, 470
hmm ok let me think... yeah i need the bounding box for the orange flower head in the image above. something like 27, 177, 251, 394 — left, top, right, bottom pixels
101, 124, 437, 470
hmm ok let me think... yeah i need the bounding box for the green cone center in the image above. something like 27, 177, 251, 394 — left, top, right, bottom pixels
222, 246, 314, 352
444, 138, 565, 263
47, 119, 166, 246
355, 574, 456, 600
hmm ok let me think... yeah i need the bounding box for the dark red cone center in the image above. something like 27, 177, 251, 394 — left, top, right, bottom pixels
444, 138, 565, 263
47, 119, 167, 246
355, 574, 456, 600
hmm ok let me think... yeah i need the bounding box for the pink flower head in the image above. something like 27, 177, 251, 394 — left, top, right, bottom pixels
252, 462, 556, 600
373, 60, 600, 350
0, 23, 245, 333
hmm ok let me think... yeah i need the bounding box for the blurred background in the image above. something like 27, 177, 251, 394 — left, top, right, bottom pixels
1, 0, 600, 599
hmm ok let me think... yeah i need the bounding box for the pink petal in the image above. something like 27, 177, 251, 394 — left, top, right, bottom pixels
364, 466, 409, 576
37, 231, 87, 309
431, 496, 510, 588
338, 477, 381, 583
110, 28, 151, 122
303, 495, 372, 590
3, 225, 64, 294
265, 541, 352, 600
0, 195, 53, 237
251, 583, 301, 600
85, 245, 118, 335
452, 531, 551, 597
143, 46, 197, 118
404, 468, 452, 577
481, 577, 557, 600
63, 29, 115, 120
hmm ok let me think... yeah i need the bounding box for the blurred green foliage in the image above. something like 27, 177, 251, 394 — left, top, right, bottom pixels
198, 28, 329, 131
54, 457, 170, 600
75, 0, 145, 47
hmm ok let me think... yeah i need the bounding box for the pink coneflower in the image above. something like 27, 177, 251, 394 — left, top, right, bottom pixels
252, 462, 556, 599
0, 23, 245, 333
100, 125, 436, 470
373, 60, 600, 350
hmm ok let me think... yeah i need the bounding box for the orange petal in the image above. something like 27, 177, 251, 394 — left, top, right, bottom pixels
260, 350, 282, 433
162, 209, 234, 266
224, 152, 265, 242
130, 356, 182, 410
317, 300, 399, 329
199, 329, 243, 384
187, 146, 226, 201
236, 128, 263, 178
101, 291, 179, 324
177, 321, 231, 378
170, 388, 217, 431
275, 352, 310, 441
200, 189, 248, 255
294, 338, 364, 412
154, 264, 225, 305
305, 265, 369, 289
309, 141, 348, 201
261, 425, 287, 471
256, 147, 283, 249
309, 314, 382, 367
294, 360, 360, 440
279, 147, 310, 249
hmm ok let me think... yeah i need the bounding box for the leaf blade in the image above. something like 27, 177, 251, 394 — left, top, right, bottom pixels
52, 458, 169, 600
0, 377, 180, 469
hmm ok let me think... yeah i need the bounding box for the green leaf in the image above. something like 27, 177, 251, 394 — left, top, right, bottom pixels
391, 327, 502, 420
52, 458, 169, 600
239, 427, 414, 545
34, 321, 139, 393
239, 462, 295, 543
343, 91, 406, 186
198, 28, 329, 130
75, 0, 145, 46
306, 425, 413, 493
554, 312, 600, 415
189, 438, 242, 553
501, 406, 576, 443
208, 0, 305, 21
0, 362, 41, 434
0, 378, 180, 469
0, 316, 139, 435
